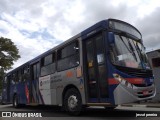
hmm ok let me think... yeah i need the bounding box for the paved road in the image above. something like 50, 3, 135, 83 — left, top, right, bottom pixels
0, 104, 160, 120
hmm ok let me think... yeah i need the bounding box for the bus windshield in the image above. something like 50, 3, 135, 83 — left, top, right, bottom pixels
110, 34, 150, 69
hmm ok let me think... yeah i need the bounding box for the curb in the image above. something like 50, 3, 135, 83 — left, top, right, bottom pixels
121, 104, 160, 108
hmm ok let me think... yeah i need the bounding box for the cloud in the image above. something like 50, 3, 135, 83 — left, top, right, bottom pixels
136, 7, 160, 51
0, 0, 160, 70
66, 0, 138, 36
0, 14, 58, 69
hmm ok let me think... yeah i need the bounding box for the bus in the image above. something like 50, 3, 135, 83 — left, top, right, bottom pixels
2, 19, 156, 115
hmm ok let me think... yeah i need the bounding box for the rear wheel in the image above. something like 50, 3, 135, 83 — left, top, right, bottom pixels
64, 88, 82, 115
104, 106, 117, 110
13, 95, 19, 108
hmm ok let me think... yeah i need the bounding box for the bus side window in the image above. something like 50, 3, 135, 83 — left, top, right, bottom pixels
57, 41, 79, 71
40, 52, 56, 76
18, 70, 22, 82
4, 76, 7, 84
13, 73, 16, 83
44, 54, 52, 66
15, 72, 18, 83
22, 66, 29, 82
10, 74, 14, 84
32, 62, 40, 80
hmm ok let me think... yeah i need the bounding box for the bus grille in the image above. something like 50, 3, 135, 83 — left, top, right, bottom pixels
138, 95, 153, 98
134, 84, 152, 87
115, 66, 153, 78
137, 90, 153, 98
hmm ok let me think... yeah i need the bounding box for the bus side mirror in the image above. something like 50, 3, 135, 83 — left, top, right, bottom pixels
108, 32, 115, 44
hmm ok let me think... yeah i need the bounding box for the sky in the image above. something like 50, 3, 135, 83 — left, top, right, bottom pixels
0, 0, 160, 69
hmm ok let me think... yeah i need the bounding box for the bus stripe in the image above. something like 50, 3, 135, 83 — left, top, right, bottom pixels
108, 78, 119, 85
126, 78, 144, 84
108, 78, 144, 85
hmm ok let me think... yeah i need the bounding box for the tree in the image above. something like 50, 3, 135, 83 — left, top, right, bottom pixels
0, 69, 5, 93
0, 37, 20, 70
0, 37, 20, 93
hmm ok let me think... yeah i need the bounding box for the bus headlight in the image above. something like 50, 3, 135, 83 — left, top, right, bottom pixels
113, 73, 133, 89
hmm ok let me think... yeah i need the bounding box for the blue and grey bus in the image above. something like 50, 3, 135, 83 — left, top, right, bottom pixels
2, 19, 155, 115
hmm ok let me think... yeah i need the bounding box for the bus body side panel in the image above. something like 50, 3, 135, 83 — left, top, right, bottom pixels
10, 82, 28, 105
39, 69, 84, 105
38, 38, 86, 106
2, 82, 8, 104
39, 75, 54, 105
2, 76, 12, 104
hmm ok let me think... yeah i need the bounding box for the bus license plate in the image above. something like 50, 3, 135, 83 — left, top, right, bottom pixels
143, 91, 149, 95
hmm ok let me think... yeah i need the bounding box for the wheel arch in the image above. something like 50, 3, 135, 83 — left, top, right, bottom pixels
12, 92, 21, 104
13, 93, 17, 101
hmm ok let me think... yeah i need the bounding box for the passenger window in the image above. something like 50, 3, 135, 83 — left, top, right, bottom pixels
12, 73, 17, 83
40, 52, 56, 76
61, 42, 78, 58
44, 54, 53, 66
57, 41, 79, 71
18, 70, 22, 82
33, 62, 40, 79
22, 66, 29, 82
4, 77, 7, 83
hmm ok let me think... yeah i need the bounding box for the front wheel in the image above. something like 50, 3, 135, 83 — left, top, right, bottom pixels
64, 88, 82, 115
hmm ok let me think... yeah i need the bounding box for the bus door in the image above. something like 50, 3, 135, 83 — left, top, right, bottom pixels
84, 33, 108, 103
30, 62, 40, 104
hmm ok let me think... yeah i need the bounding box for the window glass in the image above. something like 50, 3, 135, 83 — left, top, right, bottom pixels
40, 52, 56, 76
41, 63, 56, 76
44, 54, 52, 65
57, 41, 79, 71
36, 63, 40, 78
33, 63, 40, 79
4, 77, 7, 83
110, 35, 142, 69
33, 64, 37, 80
18, 70, 22, 82
22, 66, 29, 82
95, 36, 104, 64
12, 73, 17, 82
57, 54, 79, 71
61, 42, 78, 59
109, 20, 141, 39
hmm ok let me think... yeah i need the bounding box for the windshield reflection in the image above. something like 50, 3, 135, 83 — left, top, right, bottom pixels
110, 35, 150, 69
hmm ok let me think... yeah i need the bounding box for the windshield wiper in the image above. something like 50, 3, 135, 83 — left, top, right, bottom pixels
119, 35, 138, 61
127, 38, 138, 61
134, 43, 144, 62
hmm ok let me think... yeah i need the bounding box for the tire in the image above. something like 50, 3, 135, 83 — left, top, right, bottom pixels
64, 88, 82, 115
13, 95, 19, 108
104, 106, 117, 110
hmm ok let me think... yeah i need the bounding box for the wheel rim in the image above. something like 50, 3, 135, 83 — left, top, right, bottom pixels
68, 95, 78, 110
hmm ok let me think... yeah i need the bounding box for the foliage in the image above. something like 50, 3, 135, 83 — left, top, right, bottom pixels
0, 69, 5, 93
0, 37, 20, 70
0, 37, 20, 92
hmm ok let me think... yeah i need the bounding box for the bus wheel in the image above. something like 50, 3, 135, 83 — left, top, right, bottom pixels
64, 88, 82, 115
13, 95, 19, 108
104, 106, 117, 110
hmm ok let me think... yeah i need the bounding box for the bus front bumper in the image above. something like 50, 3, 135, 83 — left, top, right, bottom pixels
113, 84, 156, 105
